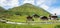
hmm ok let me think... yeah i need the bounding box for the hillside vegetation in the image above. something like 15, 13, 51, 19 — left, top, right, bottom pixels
0, 3, 60, 28
0, 3, 50, 22
9, 3, 50, 16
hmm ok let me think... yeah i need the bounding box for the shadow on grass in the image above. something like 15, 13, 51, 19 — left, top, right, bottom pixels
54, 25, 60, 28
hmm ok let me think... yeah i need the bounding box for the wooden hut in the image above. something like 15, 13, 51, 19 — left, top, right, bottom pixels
49, 13, 58, 20
40, 16, 48, 20
26, 15, 34, 24
26, 15, 34, 21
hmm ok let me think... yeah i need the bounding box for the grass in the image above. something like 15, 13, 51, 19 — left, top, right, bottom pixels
1, 15, 60, 28
0, 22, 42, 28
9, 3, 50, 16
0, 3, 60, 28
54, 25, 60, 28
0, 22, 60, 28
5, 15, 59, 22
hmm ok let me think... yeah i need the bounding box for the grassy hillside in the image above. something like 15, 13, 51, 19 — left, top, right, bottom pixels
0, 7, 7, 18
0, 7, 11, 19
9, 3, 50, 16
0, 4, 60, 28
0, 7, 6, 13
0, 3, 51, 22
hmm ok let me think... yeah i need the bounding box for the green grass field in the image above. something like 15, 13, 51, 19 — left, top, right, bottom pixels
5, 15, 59, 22
0, 15, 60, 28
0, 22, 60, 28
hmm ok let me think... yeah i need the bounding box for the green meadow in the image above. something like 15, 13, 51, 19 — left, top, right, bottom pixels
0, 3, 60, 28
0, 22, 60, 28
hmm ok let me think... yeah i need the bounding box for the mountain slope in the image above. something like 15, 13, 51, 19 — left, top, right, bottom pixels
0, 7, 5, 12
9, 3, 50, 16
0, 7, 13, 19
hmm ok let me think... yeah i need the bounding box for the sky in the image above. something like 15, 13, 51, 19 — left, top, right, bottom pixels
0, 0, 60, 15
